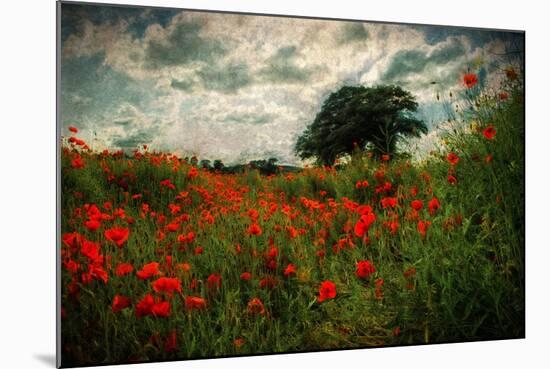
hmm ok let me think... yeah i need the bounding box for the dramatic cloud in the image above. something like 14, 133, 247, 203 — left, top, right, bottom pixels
60, 3, 523, 165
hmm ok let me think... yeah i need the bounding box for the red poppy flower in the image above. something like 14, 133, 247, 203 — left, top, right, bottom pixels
185, 296, 207, 310
115, 263, 134, 277
375, 278, 384, 299
135, 294, 155, 317
62, 232, 82, 249
247, 297, 265, 315
152, 277, 182, 296
446, 152, 459, 165
136, 262, 161, 280
447, 175, 457, 185
380, 197, 398, 209
240, 272, 252, 281
284, 264, 296, 277
356, 260, 376, 279
177, 263, 191, 273
483, 125, 496, 140
498, 92, 509, 100
84, 219, 101, 232
164, 330, 177, 353
247, 223, 262, 236
68, 126, 78, 134
152, 301, 170, 317
80, 240, 101, 262
207, 273, 222, 290
428, 197, 440, 216
463, 73, 478, 88
112, 294, 132, 313
403, 267, 417, 278
71, 155, 85, 169
104, 227, 129, 247
354, 212, 376, 237
417, 220, 432, 238
411, 200, 423, 211
234, 338, 246, 347
318, 280, 337, 303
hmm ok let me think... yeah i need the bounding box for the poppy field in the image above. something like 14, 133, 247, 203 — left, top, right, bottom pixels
59, 69, 524, 367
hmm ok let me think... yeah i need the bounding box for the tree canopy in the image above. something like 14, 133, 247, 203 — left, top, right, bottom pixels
295, 85, 427, 165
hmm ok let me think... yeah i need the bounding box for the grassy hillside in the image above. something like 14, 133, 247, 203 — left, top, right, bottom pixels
60, 69, 524, 366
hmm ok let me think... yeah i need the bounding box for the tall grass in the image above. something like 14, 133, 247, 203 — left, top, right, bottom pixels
60, 71, 524, 366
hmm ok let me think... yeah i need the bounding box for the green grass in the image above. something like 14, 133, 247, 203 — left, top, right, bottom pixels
60, 72, 524, 367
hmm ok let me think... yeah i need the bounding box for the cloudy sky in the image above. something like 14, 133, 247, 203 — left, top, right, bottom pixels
60, 3, 523, 165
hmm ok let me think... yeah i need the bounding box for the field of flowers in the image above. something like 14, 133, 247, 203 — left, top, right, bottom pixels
60, 69, 524, 367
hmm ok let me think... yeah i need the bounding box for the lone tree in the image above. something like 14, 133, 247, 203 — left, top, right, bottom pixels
295, 85, 427, 165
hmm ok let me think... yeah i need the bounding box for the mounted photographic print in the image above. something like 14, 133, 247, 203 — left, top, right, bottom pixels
57, 1, 525, 367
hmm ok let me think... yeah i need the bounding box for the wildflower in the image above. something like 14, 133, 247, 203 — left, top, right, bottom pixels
356, 260, 376, 279
104, 227, 129, 247
483, 125, 496, 140
152, 277, 182, 296
71, 155, 85, 169
247, 223, 262, 236
447, 175, 457, 185
185, 296, 207, 310
317, 280, 337, 303
374, 278, 384, 299
136, 262, 161, 280
84, 219, 101, 232
247, 297, 265, 315
207, 273, 222, 291
463, 73, 478, 88
112, 295, 132, 313
164, 330, 177, 353
135, 294, 155, 317
499, 92, 509, 100
233, 338, 246, 348
428, 197, 440, 216
68, 126, 78, 134
115, 263, 134, 277
80, 240, 101, 262
152, 301, 170, 317
446, 152, 459, 165
354, 212, 376, 237
417, 220, 431, 238
284, 264, 297, 277
240, 272, 252, 281
380, 197, 398, 209
403, 267, 417, 278
411, 200, 423, 211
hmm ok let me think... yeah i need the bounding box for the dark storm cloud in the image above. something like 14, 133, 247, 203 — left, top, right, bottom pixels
111, 127, 160, 149
259, 46, 315, 83
338, 23, 369, 43
61, 3, 175, 41
416, 24, 524, 49
222, 112, 274, 125
382, 37, 466, 82
144, 21, 226, 68
170, 78, 195, 91
197, 62, 252, 93
61, 52, 150, 122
